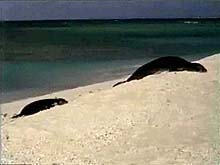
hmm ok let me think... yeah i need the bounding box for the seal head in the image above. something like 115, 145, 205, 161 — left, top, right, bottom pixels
189, 63, 207, 72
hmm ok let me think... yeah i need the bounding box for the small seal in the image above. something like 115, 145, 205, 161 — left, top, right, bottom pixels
113, 56, 207, 87
11, 98, 68, 119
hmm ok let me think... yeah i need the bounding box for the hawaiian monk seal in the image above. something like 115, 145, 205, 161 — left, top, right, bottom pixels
113, 56, 207, 87
11, 98, 68, 119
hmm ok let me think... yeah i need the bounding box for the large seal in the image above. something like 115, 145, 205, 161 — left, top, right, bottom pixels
11, 98, 68, 119
113, 56, 207, 87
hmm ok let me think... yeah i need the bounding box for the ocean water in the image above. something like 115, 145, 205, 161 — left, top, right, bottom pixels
1, 19, 220, 102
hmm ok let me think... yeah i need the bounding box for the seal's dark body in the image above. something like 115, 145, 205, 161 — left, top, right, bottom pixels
113, 56, 207, 87
12, 98, 68, 118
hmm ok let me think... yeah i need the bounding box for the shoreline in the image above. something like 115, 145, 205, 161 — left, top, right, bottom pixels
1, 77, 126, 104
1, 54, 211, 104
1, 78, 125, 118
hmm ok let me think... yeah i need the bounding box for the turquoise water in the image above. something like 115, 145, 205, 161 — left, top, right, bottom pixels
1, 19, 220, 102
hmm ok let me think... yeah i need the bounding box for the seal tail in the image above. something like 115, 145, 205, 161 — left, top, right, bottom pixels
113, 80, 127, 87
11, 114, 22, 119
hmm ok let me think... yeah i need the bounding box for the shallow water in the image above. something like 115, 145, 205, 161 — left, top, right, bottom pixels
1, 19, 220, 102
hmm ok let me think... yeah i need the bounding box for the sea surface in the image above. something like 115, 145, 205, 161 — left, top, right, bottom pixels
1, 19, 220, 102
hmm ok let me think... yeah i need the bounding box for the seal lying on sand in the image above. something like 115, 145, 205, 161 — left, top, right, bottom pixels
11, 98, 68, 119
113, 56, 207, 87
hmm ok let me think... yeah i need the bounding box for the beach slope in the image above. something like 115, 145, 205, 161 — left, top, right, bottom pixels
1, 54, 220, 164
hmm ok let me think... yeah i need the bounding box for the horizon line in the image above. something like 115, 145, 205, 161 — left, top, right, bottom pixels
2, 17, 220, 22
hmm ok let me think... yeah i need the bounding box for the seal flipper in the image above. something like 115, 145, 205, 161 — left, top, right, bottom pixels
11, 113, 23, 119
113, 80, 127, 87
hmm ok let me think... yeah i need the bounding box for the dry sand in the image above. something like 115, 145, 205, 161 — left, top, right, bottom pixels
1, 54, 220, 164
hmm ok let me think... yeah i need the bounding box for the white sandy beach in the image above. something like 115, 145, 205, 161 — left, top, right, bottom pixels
1, 54, 220, 164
